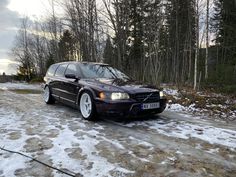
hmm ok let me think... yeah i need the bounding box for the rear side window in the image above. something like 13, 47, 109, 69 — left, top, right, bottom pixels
65, 64, 77, 76
55, 64, 68, 77
47, 64, 58, 76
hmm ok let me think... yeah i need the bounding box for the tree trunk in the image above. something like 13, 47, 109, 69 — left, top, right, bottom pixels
194, 0, 199, 90
205, 0, 209, 80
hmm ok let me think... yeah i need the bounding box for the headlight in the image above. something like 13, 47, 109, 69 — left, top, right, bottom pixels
159, 91, 164, 98
99, 92, 130, 100
111, 92, 130, 100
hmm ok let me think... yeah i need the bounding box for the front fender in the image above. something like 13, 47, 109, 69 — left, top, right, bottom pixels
76, 86, 97, 105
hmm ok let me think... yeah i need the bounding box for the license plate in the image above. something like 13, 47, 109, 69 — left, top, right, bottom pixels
142, 102, 160, 110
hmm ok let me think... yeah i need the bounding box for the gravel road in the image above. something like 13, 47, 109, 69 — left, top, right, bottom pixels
0, 84, 236, 177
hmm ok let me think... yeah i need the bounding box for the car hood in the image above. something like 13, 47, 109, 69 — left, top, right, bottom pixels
80, 78, 159, 94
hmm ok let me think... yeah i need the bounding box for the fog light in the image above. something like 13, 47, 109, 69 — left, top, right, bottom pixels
99, 92, 106, 99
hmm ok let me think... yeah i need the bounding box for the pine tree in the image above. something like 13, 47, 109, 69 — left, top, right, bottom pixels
211, 0, 236, 85
103, 36, 115, 66
58, 30, 76, 61
128, 0, 145, 79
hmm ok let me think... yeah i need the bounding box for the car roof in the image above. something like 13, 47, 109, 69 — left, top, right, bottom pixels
55, 61, 109, 66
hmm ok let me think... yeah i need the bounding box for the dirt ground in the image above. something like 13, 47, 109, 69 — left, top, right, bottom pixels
0, 85, 236, 177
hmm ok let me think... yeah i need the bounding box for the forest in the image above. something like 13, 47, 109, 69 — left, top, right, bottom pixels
10, 0, 236, 94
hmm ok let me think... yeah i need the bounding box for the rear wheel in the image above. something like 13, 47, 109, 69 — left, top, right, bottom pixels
43, 86, 55, 104
79, 91, 96, 120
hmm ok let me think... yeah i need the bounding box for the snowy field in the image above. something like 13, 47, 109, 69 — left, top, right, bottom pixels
0, 83, 236, 177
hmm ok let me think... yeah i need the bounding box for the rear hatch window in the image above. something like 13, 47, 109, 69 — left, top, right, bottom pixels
46, 64, 58, 76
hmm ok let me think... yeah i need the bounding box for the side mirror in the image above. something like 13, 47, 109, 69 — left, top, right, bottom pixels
65, 74, 79, 80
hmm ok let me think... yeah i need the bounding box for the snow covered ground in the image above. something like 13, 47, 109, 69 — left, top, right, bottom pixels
0, 83, 236, 177
0, 82, 42, 91
126, 119, 236, 149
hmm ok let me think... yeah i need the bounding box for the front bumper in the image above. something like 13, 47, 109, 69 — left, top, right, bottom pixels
95, 99, 167, 117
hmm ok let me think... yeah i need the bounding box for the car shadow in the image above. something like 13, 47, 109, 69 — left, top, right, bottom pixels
51, 102, 168, 125
99, 114, 164, 124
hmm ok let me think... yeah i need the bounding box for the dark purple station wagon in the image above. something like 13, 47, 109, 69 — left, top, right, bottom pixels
43, 62, 166, 120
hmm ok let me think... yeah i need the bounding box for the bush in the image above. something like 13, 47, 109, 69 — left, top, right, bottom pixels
29, 77, 44, 83
219, 85, 236, 95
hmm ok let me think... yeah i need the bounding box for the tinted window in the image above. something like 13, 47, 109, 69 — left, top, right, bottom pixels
55, 64, 68, 77
47, 64, 58, 76
79, 63, 130, 80
65, 64, 77, 76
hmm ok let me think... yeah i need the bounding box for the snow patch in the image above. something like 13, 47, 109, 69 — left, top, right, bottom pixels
163, 88, 179, 96
0, 154, 28, 177
0, 108, 28, 176
167, 103, 199, 113
125, 118, 236, 149
207, 148, 219, 154
167, 103, 186, 112
45, 126, 134, 177
0, 82, 41, 90
147, 121, 236, 149
128, 136, 153, 148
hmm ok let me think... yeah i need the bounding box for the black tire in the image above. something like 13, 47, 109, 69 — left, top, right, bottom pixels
43, 85, 55, 104
79, 91, 97, 120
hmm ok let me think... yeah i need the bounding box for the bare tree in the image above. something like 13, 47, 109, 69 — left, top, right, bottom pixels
43, 0, 63, 62
63, 0, 102, 62
11, 17, 34, 80
102, 0, 130, 70
194, 0, 199, 90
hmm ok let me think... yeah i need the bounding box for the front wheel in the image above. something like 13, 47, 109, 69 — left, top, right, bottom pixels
43, 85, 55, 104
79, 91, 96, 120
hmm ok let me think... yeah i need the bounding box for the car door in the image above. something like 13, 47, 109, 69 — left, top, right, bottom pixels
63, 63, 82, 106
53, 63, 68, 99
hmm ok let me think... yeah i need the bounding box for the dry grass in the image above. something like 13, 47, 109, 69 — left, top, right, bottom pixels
165, 86, 236, 121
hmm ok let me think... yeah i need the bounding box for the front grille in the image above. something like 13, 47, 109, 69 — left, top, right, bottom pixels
134, 92, 160, 102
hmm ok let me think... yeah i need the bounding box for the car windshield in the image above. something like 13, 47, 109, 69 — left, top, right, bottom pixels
79, 63, 130, 81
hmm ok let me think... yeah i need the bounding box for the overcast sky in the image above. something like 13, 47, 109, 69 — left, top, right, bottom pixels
0, 0, 52, 75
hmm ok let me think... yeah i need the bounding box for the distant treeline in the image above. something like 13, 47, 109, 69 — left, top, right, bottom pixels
10, 0, 236, 94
